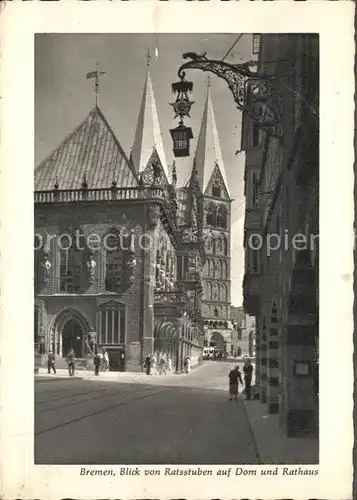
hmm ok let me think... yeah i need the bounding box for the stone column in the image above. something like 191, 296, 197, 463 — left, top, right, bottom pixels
267, 306, 280, 413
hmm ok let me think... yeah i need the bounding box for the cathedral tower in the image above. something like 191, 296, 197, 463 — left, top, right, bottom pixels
130, 64, 169, 181
193, 84, 233, 353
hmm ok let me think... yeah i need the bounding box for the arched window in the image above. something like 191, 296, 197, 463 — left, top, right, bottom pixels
212, 184, 221, 198
217, 206, 227, 228
205, 237, 213, 253
206, 282, 212, 301
214, 307, 219, 318
215, 260, 221, 278
105, 231, 124, 292
212, 283, 219, 301
220, 284, 227, 302
222, 261, 227, 279
59, 231, 85, 292
206, 259, 211, 277
206, 204, 216, 226
98, 302, 126, 345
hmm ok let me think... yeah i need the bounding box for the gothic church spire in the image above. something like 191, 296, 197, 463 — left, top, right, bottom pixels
193, 83, 230, 197
130, 59, 168, 178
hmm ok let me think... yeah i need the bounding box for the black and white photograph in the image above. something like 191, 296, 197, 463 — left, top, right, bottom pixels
34, 32, 320, 466
1, 2, 355, 498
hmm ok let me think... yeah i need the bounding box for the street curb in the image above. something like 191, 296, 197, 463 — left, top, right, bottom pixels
241, 398, 262, 464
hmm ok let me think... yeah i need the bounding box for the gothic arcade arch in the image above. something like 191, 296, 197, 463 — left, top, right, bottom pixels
154, 319, 179, 358
51, 307, 93, 358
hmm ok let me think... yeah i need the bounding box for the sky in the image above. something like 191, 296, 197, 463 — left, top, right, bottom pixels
35, 33, 253, 306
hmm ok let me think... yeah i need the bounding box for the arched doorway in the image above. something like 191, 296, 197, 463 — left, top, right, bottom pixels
209, 331, 225, 350
62, 318, 85, 358
51, 308, 92, 358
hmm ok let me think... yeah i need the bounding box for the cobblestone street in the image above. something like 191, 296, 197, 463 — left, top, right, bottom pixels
35, 361, 260, 464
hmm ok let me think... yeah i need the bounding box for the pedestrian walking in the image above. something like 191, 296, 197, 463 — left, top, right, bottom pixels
159, 355, 166, 375
93, 350, 101, 376
104, 350, 110, 371
185, 356, 192, 374
67, 349, 75, 376
97, 350, 103, 371
243, 358, 254, 400
150, 355, 157, 375
144, 354, 151, 375
47, 351, 56, 374
228, 365, 243, 401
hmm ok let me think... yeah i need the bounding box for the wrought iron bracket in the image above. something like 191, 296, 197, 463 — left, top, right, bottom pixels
178, 53, 282, 138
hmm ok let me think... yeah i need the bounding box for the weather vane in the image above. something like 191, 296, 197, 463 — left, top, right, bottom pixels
86, 62, 106, 107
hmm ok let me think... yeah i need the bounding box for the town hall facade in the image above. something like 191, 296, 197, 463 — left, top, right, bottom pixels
34, 66, 233, 371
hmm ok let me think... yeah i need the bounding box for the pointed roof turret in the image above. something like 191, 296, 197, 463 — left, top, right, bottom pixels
131, 62, 168, 179
193, 83, 230, 197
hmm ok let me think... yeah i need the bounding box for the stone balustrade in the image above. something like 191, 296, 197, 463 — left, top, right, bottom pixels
34, 186, 165, 204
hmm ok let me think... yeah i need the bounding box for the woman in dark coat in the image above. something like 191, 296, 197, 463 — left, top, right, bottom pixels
144, 354, 151, 375
228, 365, 243, 401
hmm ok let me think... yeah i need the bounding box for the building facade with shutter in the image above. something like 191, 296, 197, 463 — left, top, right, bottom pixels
242, 34, 319, 436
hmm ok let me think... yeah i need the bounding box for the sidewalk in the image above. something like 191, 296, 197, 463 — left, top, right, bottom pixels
36, 362, 206, 381
36, 368, 176, 380
243, 398, 318, 464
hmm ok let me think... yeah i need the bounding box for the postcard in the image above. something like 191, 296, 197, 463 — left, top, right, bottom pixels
0, 1, 354, 499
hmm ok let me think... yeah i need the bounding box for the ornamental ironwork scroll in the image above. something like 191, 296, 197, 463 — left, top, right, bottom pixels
178, 53, 281, 133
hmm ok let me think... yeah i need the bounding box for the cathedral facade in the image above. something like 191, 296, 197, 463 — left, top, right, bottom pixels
193, 87, 234, 354
34, 67, 232, 371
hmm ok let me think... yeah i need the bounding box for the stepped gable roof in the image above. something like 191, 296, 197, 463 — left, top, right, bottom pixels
35, 106, 138, 191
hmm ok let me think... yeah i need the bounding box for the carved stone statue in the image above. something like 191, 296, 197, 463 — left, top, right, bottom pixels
41, 250, 52, 283
86, 253, 97, 284
126, 254, 137, 269
87, 328, 97, 352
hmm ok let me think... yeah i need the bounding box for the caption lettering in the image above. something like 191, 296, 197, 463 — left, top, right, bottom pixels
80, 466, 319, 477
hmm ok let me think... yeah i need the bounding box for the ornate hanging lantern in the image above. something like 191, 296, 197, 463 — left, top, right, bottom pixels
169, 73, 194, 157
170, 121, 193, 158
